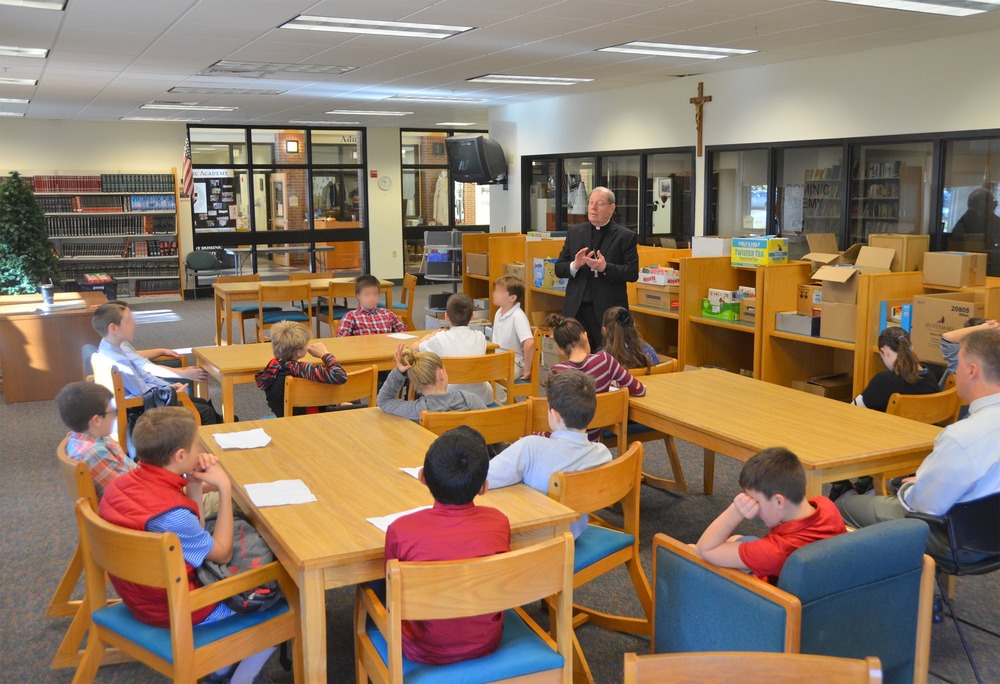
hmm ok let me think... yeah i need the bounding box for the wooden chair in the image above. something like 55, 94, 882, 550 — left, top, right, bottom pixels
384, 273, 417, 331
49, 439, 131, 670
623, 652, 882, 684
283, 364, 378, 417
624, 359, 690, 493
441, 349, 516, 406
420, 401, 532, 445
217, 274, 281, 344
354, 533, 575, 684
314, 280, 351, 336
91, 355, 201, 449
508, 327, 545, 403
546, 442, 650, 684
528, 388, 628, 454
256, 282, 312, 342
72, 500, 302, 683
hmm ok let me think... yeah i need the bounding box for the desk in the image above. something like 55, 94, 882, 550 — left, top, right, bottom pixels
200, 409, 576, 683
628, 369, 942, 497
212, 277, 393, 346
195, 330, 435, 422
224, 246, 339, 276
0, 291, 106, 403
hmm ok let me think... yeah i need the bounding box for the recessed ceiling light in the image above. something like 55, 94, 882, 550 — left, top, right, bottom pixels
598, 42, 756, 59
169, 86, 287, 96
389, 95, 484, 103
436, 122, 477, 126
0, 0, 66, 9
0, 46, 49, 58
823, 0, 1000, 16
121, 116, 205, 122
467, 74, 593, 86
288, 120, 361, 125
141, 103, 238, 112
279, 16, 473, 40
0, 77, 38, 86
200, 60, 356, 77
0, 97, 29, 104
0, 111, 25, 117
326, 109, 411, 116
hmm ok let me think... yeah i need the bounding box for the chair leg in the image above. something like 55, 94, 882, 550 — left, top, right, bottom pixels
703, 449, 716, 494
571, 630, 595, 684
71, 632, 106, 684
936, 574, 983, 684
46, 546, 84, 618
641, 436, 688, 493
51, 602, 131, 670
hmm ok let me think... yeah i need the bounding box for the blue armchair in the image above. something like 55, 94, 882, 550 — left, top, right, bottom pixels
652, 518, 934, 684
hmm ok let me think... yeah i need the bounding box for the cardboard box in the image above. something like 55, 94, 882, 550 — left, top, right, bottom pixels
739, 297, 757, 324
701, 298, 740, 321
541, 334, 562, 367
692, 236, 732, 257
738, 286, 756, 298
472, 298, 489, 311
532, 257, 567, 290
708, 288, 740, 305
911, 292, 985, 364
802, 233, 864, 272
790, 373, 853, 403
775, 311, 821, 336
638, 266, 680, 287
820, 301, 857, 342
797, 284, 823, 316
637, 284, 679, 311
465, 252, 488, 276
868, 234, 930, 272
424, 313, 447, 330
922, 251, 987, 288
730, 236, 789, 267
502, 262, 525, 282
813, 247, 894, 305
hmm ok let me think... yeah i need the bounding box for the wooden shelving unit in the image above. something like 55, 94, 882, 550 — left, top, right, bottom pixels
461, 233, 526, 319
628, 246, 691, 358
523, 238, 567, 324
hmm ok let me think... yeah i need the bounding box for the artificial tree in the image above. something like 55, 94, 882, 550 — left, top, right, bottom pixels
0, 171, 61, 295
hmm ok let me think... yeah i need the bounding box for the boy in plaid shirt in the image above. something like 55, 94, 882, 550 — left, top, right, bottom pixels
56, 381, 135, 497
336, 274, 407, 336
255, 321, 348, 416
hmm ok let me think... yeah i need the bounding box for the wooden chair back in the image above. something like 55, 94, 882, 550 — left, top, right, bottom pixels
216, 273, 260, 284
623, 652, 882, 684
441, 349, 515, 405
56, 437, 99, 509
886, 387, 961, 426
283, 365, 378, 417
528, 388, 629, 452
259, 282, 312, 310
627, 358, 679, 377
394, 273, 418, 330
509, 327, 545, 402
549, 442, 643, 526
289, 271, 335, 280
420, 402, 531, 445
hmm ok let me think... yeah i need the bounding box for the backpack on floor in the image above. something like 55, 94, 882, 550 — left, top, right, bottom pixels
196, 511, 282, 614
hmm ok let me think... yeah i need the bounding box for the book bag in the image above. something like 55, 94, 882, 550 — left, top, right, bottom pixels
196, 511, 282, 614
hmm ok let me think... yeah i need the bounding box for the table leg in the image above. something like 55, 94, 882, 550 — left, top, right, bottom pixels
804, 470, 825, 499
224, 295, 234, 347
298, 569, 327, 683
221, 376, 235, 423
702, 449, 715, 495
213, 291, 223, 346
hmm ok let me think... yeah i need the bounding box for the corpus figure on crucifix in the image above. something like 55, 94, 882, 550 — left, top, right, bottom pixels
690, 81, 712, 157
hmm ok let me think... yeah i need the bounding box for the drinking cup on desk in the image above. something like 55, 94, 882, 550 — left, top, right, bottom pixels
40, 282, 54, 305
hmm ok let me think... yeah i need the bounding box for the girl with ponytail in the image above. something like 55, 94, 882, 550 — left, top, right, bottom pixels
376, 344, 487, 422
601, 306, 661, 372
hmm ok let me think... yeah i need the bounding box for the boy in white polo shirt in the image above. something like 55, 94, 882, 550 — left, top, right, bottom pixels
417, 293, 492, 404
492, 275, 534, 382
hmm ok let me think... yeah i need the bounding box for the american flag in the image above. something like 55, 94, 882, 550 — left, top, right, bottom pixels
181, 136, 193, 198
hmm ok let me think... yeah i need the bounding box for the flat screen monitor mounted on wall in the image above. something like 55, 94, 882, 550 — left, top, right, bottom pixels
446, 135, 508, 188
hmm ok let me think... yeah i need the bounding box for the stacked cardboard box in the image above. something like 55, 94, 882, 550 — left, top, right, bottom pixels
812, 246, 894, 342
636, 265, 681, 311
868, 234, 930, 272
922, 252, 987, 287
911, 292, 985, 364
730, 236, 789, 267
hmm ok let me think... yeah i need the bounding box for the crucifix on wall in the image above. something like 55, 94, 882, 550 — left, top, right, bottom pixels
690, 81, 712, 157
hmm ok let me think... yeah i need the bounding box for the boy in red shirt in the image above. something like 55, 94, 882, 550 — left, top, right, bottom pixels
695, 447, 846, 584
384, 426, 510, 664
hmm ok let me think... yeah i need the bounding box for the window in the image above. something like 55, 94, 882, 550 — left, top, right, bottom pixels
646, 152, 694, 244
848, 141, 932, 244
774, 144, 846, 258
942, 137, 1000, 276
707, 148, 769, 237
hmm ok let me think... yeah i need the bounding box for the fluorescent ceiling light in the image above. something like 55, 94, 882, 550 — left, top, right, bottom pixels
436, 122, 477, 126
288, 120, 361, 125
389, 95, 484, 103
0, 0, 66, 9
141, 103, 238, 112
326, 109, 410, 116
467, 74, 592, 86
823, 0, 1000, 16
0, 46, 49, 58
0, 77, 38, 85
280, 16, 473, 39
0, 97, 29, 104
121, 116, 204, 122
201, 60, 356, 77
169, 86, 286, 96
598, 41, 756, 59
0, 111, 25, 117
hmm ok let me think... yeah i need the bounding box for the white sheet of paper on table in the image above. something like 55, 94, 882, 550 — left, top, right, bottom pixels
367, 505, 433, 532
212, 428, 271, 450
244, 479, 318, 507
387, 333, 416, 339
399, 467, 422, 479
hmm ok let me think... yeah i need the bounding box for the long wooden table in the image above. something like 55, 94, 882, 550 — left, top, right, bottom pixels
212, 277, 393, 346
628, 369, 942, 497
200, 409, 577, 683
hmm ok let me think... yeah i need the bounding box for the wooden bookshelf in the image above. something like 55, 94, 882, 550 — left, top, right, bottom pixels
523, 238, 567, 325
461, 233, 526, 319
628, 246, 691, 358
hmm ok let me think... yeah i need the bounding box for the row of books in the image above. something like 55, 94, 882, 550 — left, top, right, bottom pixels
857, 182, 899, 199
135, 278, 181, 296
58, 239, 178, 258
803, 166, 842, 181
46, 214, 175, 237
60, 264, 180, 281
125, 239, 178, 257
31, 174, 175, 193
853, 160, 903, 180
853, 204, 898, 218
67, 195, 176, 212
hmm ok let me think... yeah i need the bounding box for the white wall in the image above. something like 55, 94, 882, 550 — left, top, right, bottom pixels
364, 127, 404, 279
488, 29, 1000, 235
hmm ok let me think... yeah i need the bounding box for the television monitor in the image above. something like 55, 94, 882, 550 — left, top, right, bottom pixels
445, 135, 508, 185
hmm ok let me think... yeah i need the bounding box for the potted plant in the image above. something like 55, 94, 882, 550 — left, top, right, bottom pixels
0, 171, 61, 295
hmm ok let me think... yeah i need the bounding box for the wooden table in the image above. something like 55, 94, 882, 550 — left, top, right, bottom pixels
212, 277, 393, 346
0, 291, 106, 403
200, 409, 577, 683
628, 369, 942, 497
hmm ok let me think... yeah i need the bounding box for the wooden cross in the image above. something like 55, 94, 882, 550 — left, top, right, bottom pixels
690, 81, 712, 157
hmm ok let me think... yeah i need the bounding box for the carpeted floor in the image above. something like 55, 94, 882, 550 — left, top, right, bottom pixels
1, 286, 996, 683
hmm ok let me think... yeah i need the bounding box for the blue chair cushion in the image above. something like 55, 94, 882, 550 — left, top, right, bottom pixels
260, 310, 309, 324
366, 608, 563, 684
603, 422, 656, 441
315, 304, 349, 319
574, 525, 634, 573
92, 600, 289, 664
514, 378, 530, 385
231, 302, 282, 314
